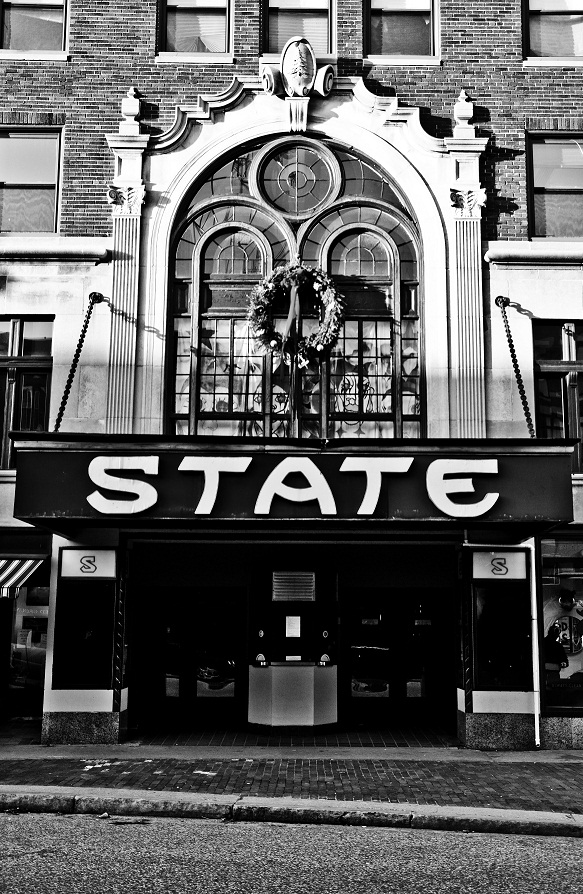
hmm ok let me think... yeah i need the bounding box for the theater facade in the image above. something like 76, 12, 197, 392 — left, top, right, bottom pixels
2, 36, 583, 749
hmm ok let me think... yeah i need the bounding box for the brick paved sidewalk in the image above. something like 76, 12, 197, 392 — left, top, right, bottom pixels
1, 756, 583, 814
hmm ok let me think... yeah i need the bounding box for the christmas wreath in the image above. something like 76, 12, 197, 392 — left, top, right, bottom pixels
247, 262, 344, 368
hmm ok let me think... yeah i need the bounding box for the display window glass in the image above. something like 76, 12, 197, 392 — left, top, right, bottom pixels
7, 575, 49, 717
473, 583, 533, 691
542, 539, 583, 710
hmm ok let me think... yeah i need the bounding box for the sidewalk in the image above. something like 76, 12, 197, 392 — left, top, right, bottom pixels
2, 739, 583, 837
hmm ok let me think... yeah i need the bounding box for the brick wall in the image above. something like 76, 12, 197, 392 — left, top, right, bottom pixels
0, 0, 580, 240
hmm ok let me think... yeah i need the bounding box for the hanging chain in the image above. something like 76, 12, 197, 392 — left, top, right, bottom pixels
53, 292, 107, 433
494, 295, 536, 438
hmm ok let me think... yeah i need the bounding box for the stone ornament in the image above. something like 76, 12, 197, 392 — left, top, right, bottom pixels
119, 86, 142, 136
453, 89, 475, 138
261, 36, 334, 132
450, 187, 487, 218
107, 183, 146, 216
281, 37, 316, 97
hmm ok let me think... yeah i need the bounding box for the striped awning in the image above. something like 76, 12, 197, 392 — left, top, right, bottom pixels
0, 558, 45, 598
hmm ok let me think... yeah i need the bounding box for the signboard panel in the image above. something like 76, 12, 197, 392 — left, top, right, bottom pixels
60, 549, 117, 579
472, 551, 528, 580
13, 445, 574, 525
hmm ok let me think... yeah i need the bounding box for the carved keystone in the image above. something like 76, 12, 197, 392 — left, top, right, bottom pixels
261, 36, 334, 132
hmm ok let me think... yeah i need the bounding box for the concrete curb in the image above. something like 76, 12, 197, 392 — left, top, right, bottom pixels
1, 786, 583, 837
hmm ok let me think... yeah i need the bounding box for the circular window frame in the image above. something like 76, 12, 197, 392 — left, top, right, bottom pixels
249, 138, 342, 221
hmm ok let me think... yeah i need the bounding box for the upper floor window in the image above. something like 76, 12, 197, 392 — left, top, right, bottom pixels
528, 1, 583, 57
164, 0, 229, 53
0, 317, 52, 468
533, 320, 583, 470
266, 0, 330, 55
0, 131, 59, 233
531, 137, 583, 238
366, 0, 434, 56
1, 0, 65, 51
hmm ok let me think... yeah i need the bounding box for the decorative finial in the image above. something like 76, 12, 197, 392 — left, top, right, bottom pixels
119, 86, 142, 135
453, 89, 475, 138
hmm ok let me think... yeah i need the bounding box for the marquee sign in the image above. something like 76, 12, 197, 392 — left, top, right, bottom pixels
11, 440, 574, 525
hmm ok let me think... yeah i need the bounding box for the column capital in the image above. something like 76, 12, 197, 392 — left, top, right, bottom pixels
106, 183, 146, 217
450, 187, 487, 220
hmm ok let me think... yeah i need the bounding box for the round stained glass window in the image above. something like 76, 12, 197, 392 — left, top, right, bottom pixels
255, 141, 340, 219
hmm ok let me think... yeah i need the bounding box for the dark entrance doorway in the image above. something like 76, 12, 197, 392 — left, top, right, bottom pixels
339, 585, 459, 730
126, 540, 460, 738
127, 544, 249, 731
338, 544, 459, 733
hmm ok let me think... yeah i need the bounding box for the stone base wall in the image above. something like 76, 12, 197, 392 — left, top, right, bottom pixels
540, 717, 583, 749
459, 712, 536, 750
41, 712, 124, 745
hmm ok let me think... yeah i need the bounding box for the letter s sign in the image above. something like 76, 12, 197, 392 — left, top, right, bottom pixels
490, 558, 508, 576
80, 555, 97, 574
86, 456, 159, 514
472, 551, 527, 581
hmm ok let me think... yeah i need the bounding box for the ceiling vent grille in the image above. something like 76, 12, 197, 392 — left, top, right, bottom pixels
272, 571, 315, 602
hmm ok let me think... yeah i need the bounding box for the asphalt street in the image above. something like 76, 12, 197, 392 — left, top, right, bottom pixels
2, 813, 583, 894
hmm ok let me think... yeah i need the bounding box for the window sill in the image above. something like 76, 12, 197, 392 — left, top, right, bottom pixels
524, 56, 583, 67
0, 50, 69, 62
260, 53, 337, 66
156, 52, 234, 64
366, 55, 441, 66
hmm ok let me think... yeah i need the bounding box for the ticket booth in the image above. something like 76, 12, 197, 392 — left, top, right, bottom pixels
248, 564, 337, 726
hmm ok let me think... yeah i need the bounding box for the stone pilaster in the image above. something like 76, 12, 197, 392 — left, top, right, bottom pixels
105, 88, 149, 434
450, 188, 487, 437
445, 91, 489, 438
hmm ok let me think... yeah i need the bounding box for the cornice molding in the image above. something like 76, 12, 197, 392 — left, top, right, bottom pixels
151, 77, 263, 153
485, 241, 583, 266
0, 237, 111, 262
149, 75, 488, 161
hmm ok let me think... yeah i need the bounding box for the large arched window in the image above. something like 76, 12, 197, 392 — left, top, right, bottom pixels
168, 139, 423, 440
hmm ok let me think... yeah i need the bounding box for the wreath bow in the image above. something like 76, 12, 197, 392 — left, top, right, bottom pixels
282, 283, 301, 348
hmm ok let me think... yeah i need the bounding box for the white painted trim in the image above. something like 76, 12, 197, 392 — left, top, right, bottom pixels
524, 537, 541, 747
120, 688, 128, 713
44, 689, 114, 712
472, 691, 536, 714
457, 688, 466, 712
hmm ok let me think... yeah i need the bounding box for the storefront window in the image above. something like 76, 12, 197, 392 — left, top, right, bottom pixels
51, 580, 116, 690
7, 580, 49, 717
473, 583, 533, 691
541, 539, 583, 710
